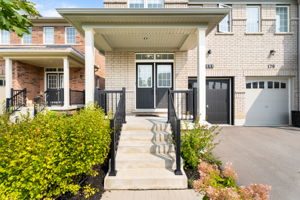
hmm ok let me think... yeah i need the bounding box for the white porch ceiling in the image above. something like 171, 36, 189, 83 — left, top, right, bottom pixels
57, 8, 230, 53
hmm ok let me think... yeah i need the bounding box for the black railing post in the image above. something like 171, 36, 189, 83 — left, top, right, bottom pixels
24, 88, 27, 106
168, 89, 171, 123
6, 98, 10, 113
109, 119, 117, 176
122, 87, 126, 123
174, 119, 182, 175
193, 87, 197, 122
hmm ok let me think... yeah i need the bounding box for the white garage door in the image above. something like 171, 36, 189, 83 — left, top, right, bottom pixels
0, 77, 5, 114
245, 78, 289, 126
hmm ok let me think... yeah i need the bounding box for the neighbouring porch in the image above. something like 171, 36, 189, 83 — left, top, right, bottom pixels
1, 47, 88, 112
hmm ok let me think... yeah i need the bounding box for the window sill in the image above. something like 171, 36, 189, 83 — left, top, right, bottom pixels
215, 32, 234, 35
274, 32, 294, 35
245, 32, 264, 35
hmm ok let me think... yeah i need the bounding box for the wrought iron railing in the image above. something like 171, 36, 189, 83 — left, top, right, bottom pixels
96, 88, 126, 176
168, 89, 183, 175
70, 89, 85, 105
168, 88, 197, 122
95, 88, 126, 120
6, 88, 27, 113
45, 89, 64, 106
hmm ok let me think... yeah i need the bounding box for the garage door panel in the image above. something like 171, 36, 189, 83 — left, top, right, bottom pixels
245, 79, 289, 126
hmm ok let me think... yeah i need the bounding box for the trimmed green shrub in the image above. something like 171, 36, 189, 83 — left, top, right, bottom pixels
0, 106, 111, 200
181, 121, 220, 170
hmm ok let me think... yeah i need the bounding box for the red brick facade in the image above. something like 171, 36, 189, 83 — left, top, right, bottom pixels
0, 18, 106, 101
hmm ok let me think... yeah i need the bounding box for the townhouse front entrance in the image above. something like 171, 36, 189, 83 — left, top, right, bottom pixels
136, 62, 173, 110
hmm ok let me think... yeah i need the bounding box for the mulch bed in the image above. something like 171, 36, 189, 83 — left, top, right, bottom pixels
184, 167, 200, 189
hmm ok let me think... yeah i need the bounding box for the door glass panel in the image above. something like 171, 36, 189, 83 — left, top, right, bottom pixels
138, 65, 152, 88
48, 74, 58, 89
157, 65, 172, 88
59, 74, 64, 88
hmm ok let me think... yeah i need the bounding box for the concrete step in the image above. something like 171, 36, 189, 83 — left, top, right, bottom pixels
117, 141, 174, 154
116, 153, 176, 169
120, 131, 173, 142
104, 168, 187, 190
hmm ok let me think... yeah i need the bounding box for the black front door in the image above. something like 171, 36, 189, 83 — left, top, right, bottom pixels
188, 78, 231, 124
206, 79, 230, 124
46, 73, 64, 105
136, 63, 154, 109
136, 63, 173, 109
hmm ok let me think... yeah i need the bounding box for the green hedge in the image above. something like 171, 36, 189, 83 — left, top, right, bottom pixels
0, 107, 111, 200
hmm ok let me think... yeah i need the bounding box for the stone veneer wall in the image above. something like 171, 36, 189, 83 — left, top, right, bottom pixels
103, 0, 299, 125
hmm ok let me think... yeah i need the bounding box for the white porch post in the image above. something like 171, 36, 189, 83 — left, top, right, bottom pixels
84, 28, 95, 104
197, 28, 207, 122
63, 57, 70, 108
5, 58, 12, 99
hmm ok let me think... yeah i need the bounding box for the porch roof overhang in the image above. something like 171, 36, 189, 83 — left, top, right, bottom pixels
57, 8, 230, 53
0, 47, 85, 68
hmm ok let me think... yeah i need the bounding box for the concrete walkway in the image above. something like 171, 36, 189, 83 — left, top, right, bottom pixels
214, 126, 300, 200
101, 189, 202, 200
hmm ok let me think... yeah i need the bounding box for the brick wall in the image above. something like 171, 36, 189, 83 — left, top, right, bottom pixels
12, 61, 44, 101
103, 1, 299, 124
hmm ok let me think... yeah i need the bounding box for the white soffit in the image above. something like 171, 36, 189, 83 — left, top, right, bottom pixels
57, 8, 229, 52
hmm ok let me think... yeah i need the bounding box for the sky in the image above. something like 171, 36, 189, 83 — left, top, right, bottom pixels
31, 0, 104, 17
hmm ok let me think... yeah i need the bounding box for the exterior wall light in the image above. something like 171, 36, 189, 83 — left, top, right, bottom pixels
207, 49, 212, 55
270, 50, 276, 56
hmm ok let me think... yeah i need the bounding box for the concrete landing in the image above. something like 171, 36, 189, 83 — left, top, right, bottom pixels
101, 189, 203, 200
104, 115, 187, 190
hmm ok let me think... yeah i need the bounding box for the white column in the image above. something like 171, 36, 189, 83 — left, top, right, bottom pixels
5, 58, 12, 99
84, 28, 95, 104
63, 57, 70, 108
197, 28, 207, 122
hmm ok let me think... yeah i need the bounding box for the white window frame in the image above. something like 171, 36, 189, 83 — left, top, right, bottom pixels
135, 53, 174, 63
246, 6, 261, 33
156, 64, 172, 88
65, 27, 76, 44
0, 30, 10, 44
128, 0, 164, 8
22, 27, 32, 44
218, 4, 232, 33
43, 27, 54, 44
276, 5, 290, 33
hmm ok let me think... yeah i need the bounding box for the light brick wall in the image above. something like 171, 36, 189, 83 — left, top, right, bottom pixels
103, 1, 299, 124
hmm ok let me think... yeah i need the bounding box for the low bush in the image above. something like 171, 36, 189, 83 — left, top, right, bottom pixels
194, 162, 271, 200
181, 121, 221, 170
0, 106, 111, 200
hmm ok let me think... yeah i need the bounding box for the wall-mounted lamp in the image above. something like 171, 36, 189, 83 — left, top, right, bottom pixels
94, 65, 99, 72
207, 49, 212, 55
270, 50, 276, 56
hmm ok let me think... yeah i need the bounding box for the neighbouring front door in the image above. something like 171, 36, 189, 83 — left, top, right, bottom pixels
136, 63, 173, 109
46, 73, 64, 105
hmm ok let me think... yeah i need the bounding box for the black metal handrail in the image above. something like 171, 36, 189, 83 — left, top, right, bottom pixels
45, 89, 64, 106
106, 88, 126, 176
168, 88, 197, 122
70, 89, 85, 105
6, 88, 27, 113
168, 89, 183, 175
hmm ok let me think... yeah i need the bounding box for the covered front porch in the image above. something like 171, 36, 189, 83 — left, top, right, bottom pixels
1, 47, 86, 111
58, 8, 230, 121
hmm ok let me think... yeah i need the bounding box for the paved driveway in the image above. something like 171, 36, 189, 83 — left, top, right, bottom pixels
213, 126, 300, 200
